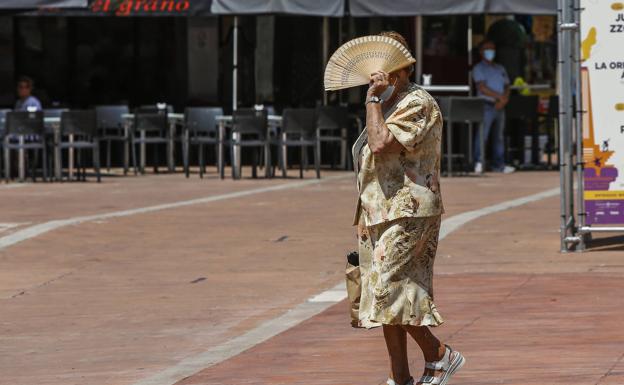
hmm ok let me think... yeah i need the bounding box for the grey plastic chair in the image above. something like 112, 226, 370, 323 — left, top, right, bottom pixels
182, 107, 224, 178
280, 108, 320, 179
230, 108, 271, 179
0, 109, 11, 179
3, 111, 48, 182
95, 105, 130, 174
58, 110, 101, 182
132, 107, 170, 175
444, 97, 485, 176
435, 97, 451, 121
43, 108, 68, 134
316, 106, 349, 170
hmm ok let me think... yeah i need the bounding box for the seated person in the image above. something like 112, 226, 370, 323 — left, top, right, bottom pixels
473, 40, 515, 174
15, 76, 42, 112
12, 76, 43, 143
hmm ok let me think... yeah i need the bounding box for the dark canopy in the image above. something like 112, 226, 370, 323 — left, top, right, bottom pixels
0, 0, 86, 8
349, 0, 557, 16
211, 0, 345, 16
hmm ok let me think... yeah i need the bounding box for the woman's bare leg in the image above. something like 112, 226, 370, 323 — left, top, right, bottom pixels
403, 325, 446, 381
383, 325, 412, 385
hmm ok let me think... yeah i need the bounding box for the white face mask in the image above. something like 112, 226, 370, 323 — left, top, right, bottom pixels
380, 77, 398, 101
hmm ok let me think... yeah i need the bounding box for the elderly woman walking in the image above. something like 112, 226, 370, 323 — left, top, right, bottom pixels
351, 31, 465, 385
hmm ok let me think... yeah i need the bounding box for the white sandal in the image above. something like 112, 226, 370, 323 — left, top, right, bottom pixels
416, 344, 465, 385
387, 377, 414, 385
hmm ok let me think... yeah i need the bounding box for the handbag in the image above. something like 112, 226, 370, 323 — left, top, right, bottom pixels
345, 251, 361, 327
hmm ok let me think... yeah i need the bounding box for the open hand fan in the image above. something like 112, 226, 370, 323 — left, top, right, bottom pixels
324, 35, 416, 91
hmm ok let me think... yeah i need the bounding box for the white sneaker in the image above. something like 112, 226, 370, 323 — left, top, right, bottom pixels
417, 344, 466, 385
474, 162, 483, 174
501, 165, 516, 174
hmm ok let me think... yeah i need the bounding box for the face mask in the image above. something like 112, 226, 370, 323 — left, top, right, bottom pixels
380, 77, 398, 101
483, 49, 496, 62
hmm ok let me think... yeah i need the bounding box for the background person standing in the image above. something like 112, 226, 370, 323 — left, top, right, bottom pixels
472, 40, 515, 174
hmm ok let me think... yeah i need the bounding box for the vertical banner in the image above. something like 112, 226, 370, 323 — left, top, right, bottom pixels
581, 0, 624, 225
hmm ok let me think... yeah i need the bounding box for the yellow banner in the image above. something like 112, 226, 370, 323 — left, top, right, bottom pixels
584, 190, 624, 200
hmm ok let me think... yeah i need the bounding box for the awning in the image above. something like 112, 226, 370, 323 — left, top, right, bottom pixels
211, 0, 345, 17
485, 0, 557, 14
349, 0, 557, 16
0, 0, 86, 8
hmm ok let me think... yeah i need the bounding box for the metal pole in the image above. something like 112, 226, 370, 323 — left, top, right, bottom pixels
573, 0, 586, 251
232, 16, 240, 178
233, 16, 239, 112
557, 0, 567, 253
415, 15, 423, 84
467, 15, 473, 96
565, 0, 576, 251
557, 0, 572, 252
322, 17, 330, 106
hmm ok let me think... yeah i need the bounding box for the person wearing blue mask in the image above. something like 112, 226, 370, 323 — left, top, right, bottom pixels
472, 40, 515, 174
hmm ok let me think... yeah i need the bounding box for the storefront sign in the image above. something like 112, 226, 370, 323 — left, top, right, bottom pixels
27, 0, 211, 15
581, 0, 624, 224
90, 0, 189, 15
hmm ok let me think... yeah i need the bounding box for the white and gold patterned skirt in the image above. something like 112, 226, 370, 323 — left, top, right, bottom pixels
353, 214, 444, 329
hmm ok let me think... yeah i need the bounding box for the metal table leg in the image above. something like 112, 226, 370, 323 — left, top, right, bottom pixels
168, 120, 175, 172
264, 143, 271, 178
4, 137, 9, 181
54, 126, 62, 181
468, 125, 473, 167
340, 127, 347, 169
123, 122, 130, 175
183, 128, 189, 176
282, 132, 288, 172
140, 130, 146, 173
218, 121, 225, 179
479, 122, 485, 175
281, 132, 288, 177
68, 134, 74, 180
18, 136, 25, 182
232, 132, 241, 179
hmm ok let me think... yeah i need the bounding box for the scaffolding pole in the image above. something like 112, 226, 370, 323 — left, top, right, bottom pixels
573, 0, 586, 251
558, 0, 573, 252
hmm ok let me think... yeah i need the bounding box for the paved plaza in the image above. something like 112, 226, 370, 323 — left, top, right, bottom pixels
1, 170, 623, 385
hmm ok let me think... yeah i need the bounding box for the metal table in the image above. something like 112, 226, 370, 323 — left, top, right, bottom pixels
215, 115, 282, 179
510, 83, 552, 91
121, 113, 184, 173
421, 85, 471, 93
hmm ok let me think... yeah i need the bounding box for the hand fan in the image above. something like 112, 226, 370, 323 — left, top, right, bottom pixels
324, 35, 416, 91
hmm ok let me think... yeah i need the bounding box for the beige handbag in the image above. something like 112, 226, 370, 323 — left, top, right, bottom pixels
345, 251, 361, 327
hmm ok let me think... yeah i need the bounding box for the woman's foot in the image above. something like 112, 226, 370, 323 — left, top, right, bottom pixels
416, 344, 465, 385
387, 377, 414, 385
